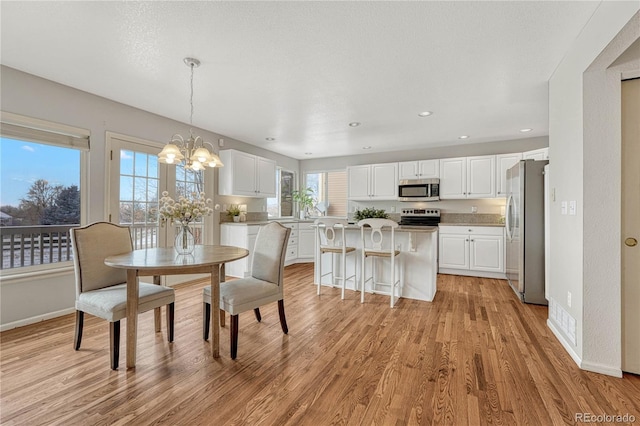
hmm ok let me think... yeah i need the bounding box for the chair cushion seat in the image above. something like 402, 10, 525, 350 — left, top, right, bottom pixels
320, 246, 356, 254
203, 277, 280, 315
364, 249, 401, 258
76, 282, 175, 322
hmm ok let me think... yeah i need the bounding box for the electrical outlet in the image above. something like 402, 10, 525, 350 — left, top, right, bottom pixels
471, 206, 478, 213
218, 138, 225, 147
390, 206, 396, 213
567, 291, 572, 307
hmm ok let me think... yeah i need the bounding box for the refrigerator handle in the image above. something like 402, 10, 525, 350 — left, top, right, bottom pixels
505, 195, 513, 241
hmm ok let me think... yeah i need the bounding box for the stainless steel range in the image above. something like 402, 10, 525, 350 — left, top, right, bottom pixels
399, 208, 441, 227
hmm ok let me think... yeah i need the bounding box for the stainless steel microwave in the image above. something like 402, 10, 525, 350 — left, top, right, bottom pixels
398, 179, 440, 202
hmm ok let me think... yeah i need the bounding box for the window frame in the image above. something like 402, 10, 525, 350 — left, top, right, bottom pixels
302, 168, 348, 218
267, 167, 296, 219
0, 112, 89, 277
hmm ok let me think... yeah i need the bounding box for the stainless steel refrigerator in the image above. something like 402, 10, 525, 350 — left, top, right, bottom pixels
505, 159, 548, 305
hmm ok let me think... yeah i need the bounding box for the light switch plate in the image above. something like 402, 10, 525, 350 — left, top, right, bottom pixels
561, 201, 567, 215
569, 200, 577, 215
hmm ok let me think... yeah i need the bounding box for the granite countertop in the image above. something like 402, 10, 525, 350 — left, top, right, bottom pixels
439, 222, 505, 227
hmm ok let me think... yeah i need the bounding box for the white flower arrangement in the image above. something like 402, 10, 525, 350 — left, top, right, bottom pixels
158, 191, 213, 226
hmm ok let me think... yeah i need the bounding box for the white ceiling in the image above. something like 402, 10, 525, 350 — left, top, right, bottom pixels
1, 1, 600, 160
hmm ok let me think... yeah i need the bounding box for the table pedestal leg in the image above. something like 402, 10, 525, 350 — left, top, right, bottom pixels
126, 269, 139, 369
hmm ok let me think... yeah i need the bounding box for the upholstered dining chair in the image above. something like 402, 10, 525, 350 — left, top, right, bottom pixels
203, 221, 291, 359
70, 222, 175, 370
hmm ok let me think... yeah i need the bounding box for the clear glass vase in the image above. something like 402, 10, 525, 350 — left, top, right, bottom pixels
175, 224, 195, 255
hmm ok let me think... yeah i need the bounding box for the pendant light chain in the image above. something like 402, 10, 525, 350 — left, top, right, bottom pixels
157, 57, 224, 169
189, 61, 194, 126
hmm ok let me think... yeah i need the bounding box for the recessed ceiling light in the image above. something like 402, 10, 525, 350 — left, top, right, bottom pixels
349, 122, 361, 127
304, 152, 312, 155
520, 128, 533, 133
265, 137, 275, 141
418, 111, 433, 117
362, 146, 372, 150
459, 135, 469, 139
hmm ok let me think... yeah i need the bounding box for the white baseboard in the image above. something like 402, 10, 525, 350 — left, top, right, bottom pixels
1, 307, 75, 332
547, 319, 623, 378
580, 361, 623, 378
438, 269, 506, 280
547, 319, 582, 367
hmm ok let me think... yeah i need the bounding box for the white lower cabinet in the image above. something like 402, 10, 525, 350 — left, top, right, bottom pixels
221, 221, 314, 277
281, 222, 298, 265
220, 224, 261, 278
297, 223, 315, 259
438, 226, 505, 278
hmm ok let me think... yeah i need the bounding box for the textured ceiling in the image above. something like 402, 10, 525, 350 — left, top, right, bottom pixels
1, 1, 601, 159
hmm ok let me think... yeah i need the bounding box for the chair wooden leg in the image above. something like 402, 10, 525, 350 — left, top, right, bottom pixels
278, 300, 288, 334
74, 311, 84, 350
167, 302, 175, 342
220, 309, 225, 328
110, 321, 120, 370
254, 308, 262, 322
230, 314, 239, 360
203, 302, 210, 341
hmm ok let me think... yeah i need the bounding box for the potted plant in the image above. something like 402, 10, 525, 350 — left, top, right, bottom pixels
292, 187, 316, 219
354, 207, 388, 222
226, 204, 242, 222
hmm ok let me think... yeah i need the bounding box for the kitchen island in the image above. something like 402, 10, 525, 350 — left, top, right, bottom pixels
315, 225, 438, 302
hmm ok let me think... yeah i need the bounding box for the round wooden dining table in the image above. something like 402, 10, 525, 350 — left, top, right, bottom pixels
105, 245, 249, 369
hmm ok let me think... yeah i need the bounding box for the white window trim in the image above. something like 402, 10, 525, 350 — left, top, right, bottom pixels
0, 112, 89, 278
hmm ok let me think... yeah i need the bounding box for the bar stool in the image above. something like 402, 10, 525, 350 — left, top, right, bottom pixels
358, 218, 402, 308
314, 218, 357, 299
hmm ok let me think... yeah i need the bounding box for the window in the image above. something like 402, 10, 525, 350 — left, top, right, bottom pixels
0, 112, 88, 271
267, 168, 294, 218
304, 170, 347, 217
108, 132, 213, 250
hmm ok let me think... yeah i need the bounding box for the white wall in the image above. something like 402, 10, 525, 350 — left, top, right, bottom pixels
0, 66, 298, 329
548, 4, 639, 376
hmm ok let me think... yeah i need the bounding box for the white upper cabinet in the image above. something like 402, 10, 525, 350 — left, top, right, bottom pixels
348, 163, 398, 200
218, 149, 276, 198
439, 157, 467, 198
523, 147, 549, 161
467, 155, 495, 198
495, 153, 522, 197
440, 155, 495, 199
398, 159, 439, 180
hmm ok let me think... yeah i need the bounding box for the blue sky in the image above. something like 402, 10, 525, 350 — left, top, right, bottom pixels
0, 137, 80, 207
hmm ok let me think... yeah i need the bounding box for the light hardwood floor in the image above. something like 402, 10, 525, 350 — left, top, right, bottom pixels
1, 263, 639, 425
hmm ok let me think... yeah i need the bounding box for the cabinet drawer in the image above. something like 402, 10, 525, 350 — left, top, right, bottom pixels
288, 237, 298, 246
439, 225, 504, 236
285, 247, 298, 260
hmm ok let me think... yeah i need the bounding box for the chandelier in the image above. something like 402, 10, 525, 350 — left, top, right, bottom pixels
158, 57, 224, 170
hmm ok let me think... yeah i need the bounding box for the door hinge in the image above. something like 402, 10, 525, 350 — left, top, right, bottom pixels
110, 150, 113, 161
109, 214, 112, 222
